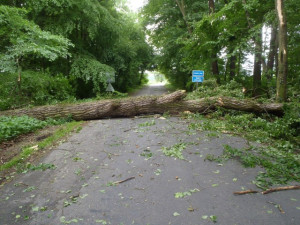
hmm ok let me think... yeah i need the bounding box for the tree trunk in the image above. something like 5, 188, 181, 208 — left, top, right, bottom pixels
229, 54, 237, 80
212, 52, 220, 83
266, 24, 278, 81
208, 0, 215, 14
237, 48, 242, 76
276, 0, 288, 102
17, 59, 22, 95
209, 0, 220, 84
175, 0, 192, 34
0, 91, 284, 120
252, 28, 263, 97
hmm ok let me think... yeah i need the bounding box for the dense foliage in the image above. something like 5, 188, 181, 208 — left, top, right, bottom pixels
142, 0, 299, 101
0, 71, 74, 110
0, 0, 152, 109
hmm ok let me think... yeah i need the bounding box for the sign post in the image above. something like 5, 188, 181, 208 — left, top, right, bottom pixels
192, 70, 204, 90
105, 71, 115, 92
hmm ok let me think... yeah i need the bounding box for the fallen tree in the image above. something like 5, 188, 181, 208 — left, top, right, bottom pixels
0, 91, 284, 120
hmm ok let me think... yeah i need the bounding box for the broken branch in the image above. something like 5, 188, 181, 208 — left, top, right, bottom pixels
262, 185, 300, 195
234, 185, 300, 195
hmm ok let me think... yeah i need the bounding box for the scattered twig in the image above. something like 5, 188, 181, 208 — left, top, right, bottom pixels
234, 185, 300, 195
69, 193, 80, 199
267, 201, 285, 214
113, 176, 135, 185
234, 189, 258, 195
262, 185, 300, 195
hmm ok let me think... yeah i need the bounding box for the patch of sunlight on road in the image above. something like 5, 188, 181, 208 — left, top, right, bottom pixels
148, 81, 167, 86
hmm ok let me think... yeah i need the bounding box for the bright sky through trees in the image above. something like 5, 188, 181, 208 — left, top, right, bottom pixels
127, 0, 146, 12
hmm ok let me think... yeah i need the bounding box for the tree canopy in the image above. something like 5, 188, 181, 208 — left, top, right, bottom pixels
142, 0, 299, 101
0, 0, 153, 99
0, 0, 299, 105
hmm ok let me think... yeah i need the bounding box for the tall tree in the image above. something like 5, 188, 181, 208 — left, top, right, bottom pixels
208, 0, 220, 84
276, 0, 288, 102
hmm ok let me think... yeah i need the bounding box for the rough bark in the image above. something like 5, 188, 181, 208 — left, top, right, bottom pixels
276, 0, 288, 102
0, 91, 284, 120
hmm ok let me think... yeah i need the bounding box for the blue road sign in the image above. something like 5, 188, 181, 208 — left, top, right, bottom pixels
192, 70, 204, 83
192, 70, 204, 76
192, 76, 204, 83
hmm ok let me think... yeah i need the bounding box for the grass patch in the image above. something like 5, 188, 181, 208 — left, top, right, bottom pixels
0, 121, 83, 172
138, 120, 156, 127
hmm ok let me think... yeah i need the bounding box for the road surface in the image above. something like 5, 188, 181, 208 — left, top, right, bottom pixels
0, 87, 299, 225
130, 83, 168, 97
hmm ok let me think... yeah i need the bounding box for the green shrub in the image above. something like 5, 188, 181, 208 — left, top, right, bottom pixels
0, 116, 47, 142
0, 71, 74, 110
0, 115, 71, 143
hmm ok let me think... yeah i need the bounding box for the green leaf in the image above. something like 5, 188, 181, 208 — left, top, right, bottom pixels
173, 212, 180, 217
32, 206, 39, 212
202, 215, 208, 219
210, 215, 217, 223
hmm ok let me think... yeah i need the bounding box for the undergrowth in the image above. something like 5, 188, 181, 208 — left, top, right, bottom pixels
0, 115, 72, 143
0, 71, 74, 111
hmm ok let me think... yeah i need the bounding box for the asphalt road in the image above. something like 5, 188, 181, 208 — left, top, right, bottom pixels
130, 83, 168, 97
0, 86, 299, 225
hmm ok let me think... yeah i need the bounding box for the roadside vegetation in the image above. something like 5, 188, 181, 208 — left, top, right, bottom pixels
0, 116, 73, 143
0, 119, 83, 182
185, 79, 300, 189
0, 113, 83, 180
0, 1, 152, 111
